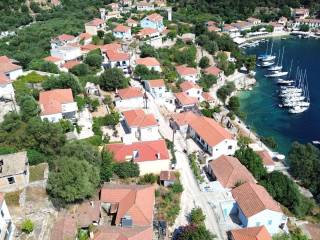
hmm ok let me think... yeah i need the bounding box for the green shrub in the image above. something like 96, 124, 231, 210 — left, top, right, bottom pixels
21, 219, 34, 234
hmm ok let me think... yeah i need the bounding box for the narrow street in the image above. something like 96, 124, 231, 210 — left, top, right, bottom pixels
145, 91, 225, 239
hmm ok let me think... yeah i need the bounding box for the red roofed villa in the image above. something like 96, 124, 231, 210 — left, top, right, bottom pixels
204, 66, 223, 80
0, 55, 23, 80
136, 57, 161, 72
144, 79, 166, 98
231, 182, 287, 235
106, 139, 170, 175
121, 109, 159, 141
176, 65, 199, 83
39, 89, 78, 123
85, 18, 106, 35
230, 226, 272, 240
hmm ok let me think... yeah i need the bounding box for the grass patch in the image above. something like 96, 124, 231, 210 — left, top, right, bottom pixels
5, 191, 22, 207
29, 163, 47, 182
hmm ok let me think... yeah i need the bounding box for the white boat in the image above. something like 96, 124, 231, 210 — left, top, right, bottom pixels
261, 61, 275, 67
268, 47, 284, 71
265, 71, 288, 77
277, 79, 294, 85
283, 96, 305, 102
269, 65, 283, 71
281, 88, 303, 93
280, 92, 302, 98
312, 141, 320, 145
261, 55, 276, 62
289, 106, 309, 113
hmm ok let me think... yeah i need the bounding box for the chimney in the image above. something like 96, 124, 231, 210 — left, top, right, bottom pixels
132, 150, 139, 159
156, 152, 160, 160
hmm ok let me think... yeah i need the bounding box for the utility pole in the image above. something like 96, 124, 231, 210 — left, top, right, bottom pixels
143, 92, 148, 109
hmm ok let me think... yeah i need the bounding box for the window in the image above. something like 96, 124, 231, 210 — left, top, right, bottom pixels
1, 210, 4, 217
256, 222, 260, 226
7, 177, 15, 184
228, 145, 233, 150
268, 220, 272, 225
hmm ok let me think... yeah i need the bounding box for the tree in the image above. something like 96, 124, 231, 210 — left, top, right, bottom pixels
189, 207, 206, 226
134, 64, 161, 80
103, 33, 115, 44
171, 182, 184, 193
113, 162, 140, 178
61, 141, 101, 165
227, 96, 240, 114
138, 173, 157, 184
29, 59, 59, 74
199, 56, 210, 69
104, 112, 120, 127
18, 95, 40, 121
25, 118, 66, 155
42, 73, 83, 95
21, 219, 34, 234
261, 136, 278, 149
175, 224, 215, 240
59, 119, 74, 133
85, 53, 103, 68
235, 146, 267, 180
198, 74, 217, 92
299, 24, 310, 32
47, 157, 100, 204
204, 41, 218, 54
100, 151, 114, 182
99, 68, 129, 91
140, 44, 157, 58
70, 63, 90, 76
217, 82, 235, 103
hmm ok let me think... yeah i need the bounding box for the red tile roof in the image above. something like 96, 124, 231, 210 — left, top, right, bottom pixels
117, 87, 143, 100
126, 18, 138, 24
81, 44, 100, 52
160, 171, 177, 182
208, 26, 220, 32
232, 182, 282, 218
176, 65, 197, 76
189, 115, 233, 146
146, 13, 163, 22
100, 43, 122, 53
50, 215, 77, 240
204, 66, 222, 76
86, 18, 105, 26
136, 57, 160, 67
62, 60, 81, 70
209, 155, 256, 188
55, 34, 75, 42
202, 92, 214, 102
207, 21, 217, 26
147, 79, 165, 88
94, 226, 153, 240
39, 89, 75, 115
106, 139, 169, 163
171, 111, 199, 126
122, 109, 158, 128
43, 56, 63, 63
76, 201, 101, 228
106, 49, 130, 62
100, 184, 155, 226
256, 150, 275, 166
138, 28, 158, 37
174, 92, 198, 106
180, 81, 201, 92
114, 24, 131, 33
0, 73, 11, 85
0, 56, 22, 73
231, 226, 272, 240
79, 32, 92, 40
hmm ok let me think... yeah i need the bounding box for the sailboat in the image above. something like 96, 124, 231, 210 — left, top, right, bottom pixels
269, 47, 284, 71
258, 41, 276, 62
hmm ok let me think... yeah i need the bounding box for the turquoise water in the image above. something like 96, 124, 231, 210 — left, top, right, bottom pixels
239, 37, 320, 154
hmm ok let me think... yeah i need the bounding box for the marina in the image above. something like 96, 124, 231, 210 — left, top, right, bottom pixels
239, 37, 320, 153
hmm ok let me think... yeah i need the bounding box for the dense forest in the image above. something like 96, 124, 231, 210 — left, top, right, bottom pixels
169, 0, 320, 22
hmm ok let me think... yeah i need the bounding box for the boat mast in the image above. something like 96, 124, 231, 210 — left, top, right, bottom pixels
280, 47, 285, 67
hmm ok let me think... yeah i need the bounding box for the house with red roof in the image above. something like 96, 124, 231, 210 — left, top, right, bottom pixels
180, 81, 203, 101
93, 225, 153, 240
170, 111, 199, 133
121, 109, 160, 141
43, 56, 65, 67
140, 13, 165, 32
115, 87, 145, 108
256, 150, 275, 172
230, 226, 272, 240
50, 215, 77, 240
0, 56, 23, 80
160, 171, 177, 187
39, 89, 78, 122
174, 92, 198, 111
100, 183, 155, 226
0, 73, 15, 99
187, 115, 237, 160
137, 28, 162, 47
61, 60, 81, 72
50, 43, 82, 61
113, 24, 132, 40
176, 65, 199, 83
136, 57, 161, 72
106, 139, 170, 175
144, 79, 166, 98
208, 155, 256, 189
204, 66, 224, 82
231, 182, 287, 235
85, 18, 106, 35
78, 32, 92, 45
126, 18, 138, 27
51, 34, 76, 49
0, 193, 15, 239
222, 24, 240, 38
104, 49, 130, 69
136, 1, 155, 11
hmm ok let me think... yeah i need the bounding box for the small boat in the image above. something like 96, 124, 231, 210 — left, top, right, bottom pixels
265, 71, 288, 78
312, 141, 320, 145
289, 105, 309, 113
261, 61, 275, 67
277, 79, 295, 85
269, 65, 283, 71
